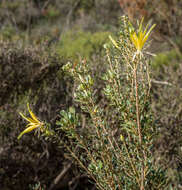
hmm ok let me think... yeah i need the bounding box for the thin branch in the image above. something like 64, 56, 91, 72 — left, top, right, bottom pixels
66, 0, 81, 27
134, 64, 145, 190
48, 162, 72, 190
42, 0, 52, 11
151, 79, 173, 86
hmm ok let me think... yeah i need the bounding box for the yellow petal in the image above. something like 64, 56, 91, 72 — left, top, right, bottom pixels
143, 24, 156, 44
18, 125, 39, 139
134, 34, 140, 50
19, 112, 36, 123
130, 32, 138, 48
27, 103, 40, 123
143, 23, 150, 37
25, 123, 32, 128
138, 17, 144, 33
139, 31, 144, 42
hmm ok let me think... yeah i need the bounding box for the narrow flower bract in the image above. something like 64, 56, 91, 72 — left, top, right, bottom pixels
130, 17, 156, 53
18, 103, 44, 139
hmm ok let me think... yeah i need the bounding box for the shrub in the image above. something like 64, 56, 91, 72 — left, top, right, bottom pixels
56, 30, 111, 61
152, 50, 182, 70
19, 16, 168, 189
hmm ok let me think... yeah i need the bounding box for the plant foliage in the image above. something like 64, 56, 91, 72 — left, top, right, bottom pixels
19, 16, 168, 189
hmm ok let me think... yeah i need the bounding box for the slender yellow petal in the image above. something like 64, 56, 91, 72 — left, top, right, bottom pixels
130, 32, 138, 49
19, 112, 36, 123
25, 123, 32, 128
18, 103, 45, 140
143, 24, 156, 44
18, 125, 39, 139
133, 33, 140, 50
139, 31, 144, 41
138, 17, 144, 33
143, 23, 150, 37
27, 103, 40, 123
145, 24, 156, 37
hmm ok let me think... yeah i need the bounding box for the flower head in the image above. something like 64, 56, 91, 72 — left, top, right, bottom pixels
18, 103, 44, 139
130, 17, 156, 53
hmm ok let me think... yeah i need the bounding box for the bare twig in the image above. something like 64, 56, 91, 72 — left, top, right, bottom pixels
151, 79, 173, 86
69, 174, 87, 190
48, 162, 72, 190
163, 36, 181, 56
66, 0, 81, 27
133, 65, 144, 190
42, 0, 52, 11
151, 79, 182, 92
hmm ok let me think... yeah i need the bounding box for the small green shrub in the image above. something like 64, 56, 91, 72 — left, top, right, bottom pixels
56, 30, 111, 60
18, 17, 168, 189
152, 49, 182, 70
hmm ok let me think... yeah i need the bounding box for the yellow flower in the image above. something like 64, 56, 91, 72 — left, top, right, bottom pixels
18, 103, 44, 139
130, 17, 156, 53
